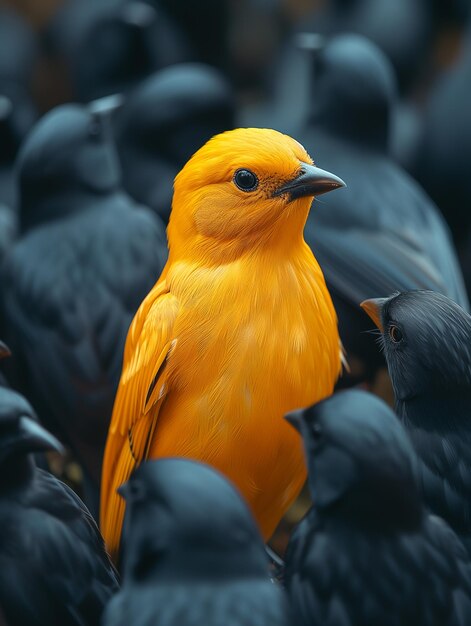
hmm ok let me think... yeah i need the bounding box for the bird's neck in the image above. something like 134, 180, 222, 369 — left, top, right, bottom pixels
167, 205, 312, 267
396, 388, 471, 432
0, 456, 34, 492
19, 189, 122, 234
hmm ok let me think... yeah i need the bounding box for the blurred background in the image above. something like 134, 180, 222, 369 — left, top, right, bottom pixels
1, 0, 471, 554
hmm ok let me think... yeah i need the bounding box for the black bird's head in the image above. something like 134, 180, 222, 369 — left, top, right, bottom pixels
0, 9, 37, 165
119, 458, 270, 582
304, 33, 396, 150
17, 103, 121, 231
114, 63, 235, 221
361, 290, 471, 402
0, 385, 63, 472
61, 0, 190, 102
285, 389, 422, 529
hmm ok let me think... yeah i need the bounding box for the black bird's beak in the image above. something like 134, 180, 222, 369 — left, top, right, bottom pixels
117, 483, 128, 499
360, 298, 388, 332
294, 32, 327, 54
18, 416, 64, 454
118, 479, 146, 502
88, 93, 124, 117
0, 341, 11, 359
285, 409, 304, 433
274, 163, 346, 201
120, 2, 156, 28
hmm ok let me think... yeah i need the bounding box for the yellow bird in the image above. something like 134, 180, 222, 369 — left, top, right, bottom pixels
101, 128, 344, 559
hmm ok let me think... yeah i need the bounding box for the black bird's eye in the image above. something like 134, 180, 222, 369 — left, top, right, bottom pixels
234, 169, 258, 192
88, 118, 102, 138
389, 324, 403, 344
311, 422, 323, 442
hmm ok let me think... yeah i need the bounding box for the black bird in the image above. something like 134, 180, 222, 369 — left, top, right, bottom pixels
412, 23, 471, 249
113, 63, 235, 223
299, 0, 433, 95
1, 103, 167, 512
284, 389, 471, 626
362, 290, 471, 553
44, 0, 191, 102
0, 384, 118, 625
298, 34, 468, 386
0, 7, 37, 255
146, 0, 229, 69
103, 458, 290, 626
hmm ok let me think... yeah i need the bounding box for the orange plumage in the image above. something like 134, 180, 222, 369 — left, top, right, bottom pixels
100, 128, 343, 559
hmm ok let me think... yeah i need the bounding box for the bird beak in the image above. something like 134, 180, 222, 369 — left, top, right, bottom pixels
117, 482, 128, 499
118, 479, 146, 502
360, 298, 388, 331
273, 163, 346, 201
294, 32, 327, 54
88, 93, 124, 117
284, 409, 304, 433
18, 416, 64, 454
0, 95, 13, 121
0, 341, 11, 359
120, 2, 156, 28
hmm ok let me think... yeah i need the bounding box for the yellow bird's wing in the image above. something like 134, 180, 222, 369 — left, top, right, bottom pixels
100, 279, 180, 557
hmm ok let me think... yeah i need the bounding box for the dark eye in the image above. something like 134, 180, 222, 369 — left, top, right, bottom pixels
88, 118, 102, 138
234, 169, 258, 192
389, 324, 403, 344
311, 422, 323, 442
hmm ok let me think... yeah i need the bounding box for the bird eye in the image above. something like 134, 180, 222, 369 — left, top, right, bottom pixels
234, 169, 258, 192
88, 118, 102, 138
311, 422, 323, 442
389, 324, 403, 344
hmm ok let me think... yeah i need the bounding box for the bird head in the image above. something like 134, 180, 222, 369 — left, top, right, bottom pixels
0, 386, 63, 470
17, 103, 121, 232
168, 127, 345, 262
302, 34, 396, 150
118, 458, 270, 582
285, 389, 422, 529
361, 291, 471, 402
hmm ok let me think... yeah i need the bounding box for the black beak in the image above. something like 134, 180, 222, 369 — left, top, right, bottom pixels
120, 2, 156, 28
117, 482, 128, 499
118, 479, 146, 502
360, 298, 388, 332
273, 163, 346, 201
0, 96, 13, 121
294, 32, 327, 54
0, 341, 11, 359
18, 416, 64, 454
284, 409, 304, 433
88, 93, 124, 117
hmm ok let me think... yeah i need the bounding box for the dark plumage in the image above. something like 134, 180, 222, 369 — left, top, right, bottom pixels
1, 103, 167, 510
0, 7, 37, 255
103, 459, 289, 626
298, 34, 467, 385
284, 389, 471, 626
45, 0, 191, 102
413, 24, 471, 248
114, 63, 235, 222
147, 0, 229, 68
0, 385, 118, 625
362, 290, 471, 554
300, 0, 433, 94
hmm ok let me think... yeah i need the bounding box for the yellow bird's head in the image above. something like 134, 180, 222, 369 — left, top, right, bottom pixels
168, 128, 345, 262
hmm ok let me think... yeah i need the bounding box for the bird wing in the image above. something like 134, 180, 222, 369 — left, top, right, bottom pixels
100, 278, 180, 556
303, 131, 469, 311
0, 469, 118, 626
1, 205, 166, 485
310, 226, 450, 305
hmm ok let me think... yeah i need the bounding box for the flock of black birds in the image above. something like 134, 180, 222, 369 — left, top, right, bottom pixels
2, 0, 471, 625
